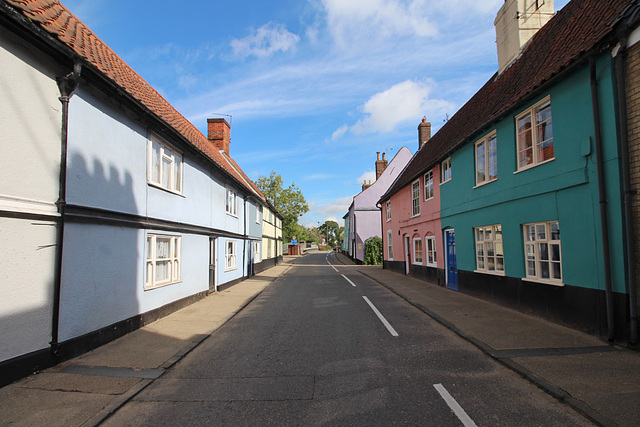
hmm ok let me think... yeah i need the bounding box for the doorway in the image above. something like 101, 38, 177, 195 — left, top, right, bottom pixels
209, 237, 217, 292
445, 229, 458, 290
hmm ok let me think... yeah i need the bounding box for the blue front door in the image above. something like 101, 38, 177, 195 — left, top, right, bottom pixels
445, 230, 458, 290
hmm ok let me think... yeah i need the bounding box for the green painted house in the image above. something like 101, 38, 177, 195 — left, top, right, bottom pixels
382, 0, 640, 341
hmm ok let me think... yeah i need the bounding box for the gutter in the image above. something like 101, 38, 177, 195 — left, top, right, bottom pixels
589, 56, 615, 342
51, 62, 82, 355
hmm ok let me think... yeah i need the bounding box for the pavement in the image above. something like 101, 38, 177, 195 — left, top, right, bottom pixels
1, 252, 639, 426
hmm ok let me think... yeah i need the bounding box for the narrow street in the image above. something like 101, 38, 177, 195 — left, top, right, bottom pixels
103, 252, 591, 426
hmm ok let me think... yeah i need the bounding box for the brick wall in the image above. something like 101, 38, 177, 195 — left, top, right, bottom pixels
626, 40, 640, 313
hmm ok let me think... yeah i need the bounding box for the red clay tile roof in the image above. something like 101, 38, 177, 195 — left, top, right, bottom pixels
3, 0, 266, 202
381, 0, 634, 202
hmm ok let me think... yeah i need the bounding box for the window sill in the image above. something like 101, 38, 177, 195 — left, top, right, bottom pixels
474, 269, 505, 276
426, 263, 437, 268
514, 157, 555, 175
440, 179, 451, 186
411, 213, 421, 218
523, 277, 565, 287
425, 197, 434, 202
225, 267, 238, 272
148, 181, 185, 197
473, 178, 497, 189
226, 212, 239, 218
144, 280, 182, 291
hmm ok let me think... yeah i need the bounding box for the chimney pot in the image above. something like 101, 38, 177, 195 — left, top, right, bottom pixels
375, 151, 389, 180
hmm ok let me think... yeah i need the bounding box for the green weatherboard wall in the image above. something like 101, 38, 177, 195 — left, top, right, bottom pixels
439, 54, 626, 294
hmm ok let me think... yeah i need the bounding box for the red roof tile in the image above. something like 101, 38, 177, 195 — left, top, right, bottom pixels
3, 0, 266, 202
382, 0, 634, 201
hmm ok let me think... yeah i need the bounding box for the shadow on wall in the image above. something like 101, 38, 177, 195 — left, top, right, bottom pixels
58, 152, 141, 358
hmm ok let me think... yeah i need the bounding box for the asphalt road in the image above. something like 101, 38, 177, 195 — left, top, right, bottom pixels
103, 252, 592, 426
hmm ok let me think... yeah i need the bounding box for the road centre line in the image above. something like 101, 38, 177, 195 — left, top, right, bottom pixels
433, 383, 478, 427
326, 256, 338, 272
341, 274, 356, 287
362, 296, 399, 337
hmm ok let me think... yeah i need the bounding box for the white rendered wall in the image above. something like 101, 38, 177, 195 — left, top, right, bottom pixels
0, 27, 61, 362
0, 27, 61, 215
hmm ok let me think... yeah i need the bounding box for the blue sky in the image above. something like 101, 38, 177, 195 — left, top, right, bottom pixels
62, 0, 569, 227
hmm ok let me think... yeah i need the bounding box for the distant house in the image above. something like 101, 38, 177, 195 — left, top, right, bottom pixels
380, 0, 640, 342
0, 0, 280, 386
346, 148, 412, 263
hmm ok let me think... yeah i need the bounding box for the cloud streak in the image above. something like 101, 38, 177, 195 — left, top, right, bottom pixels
231, 23, 300, 60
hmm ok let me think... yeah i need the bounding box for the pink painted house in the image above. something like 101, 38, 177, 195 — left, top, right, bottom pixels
380, 118, 444, 284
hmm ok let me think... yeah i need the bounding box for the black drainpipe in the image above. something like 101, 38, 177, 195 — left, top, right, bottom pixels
614, 37, 638, 345
589, 57, 615, 341
51, 62, 81, 356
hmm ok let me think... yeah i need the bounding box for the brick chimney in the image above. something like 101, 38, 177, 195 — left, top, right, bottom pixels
362, 180, 372, 191
375, 151, 388, 180
207, 118, 231, 155
418, 117, 431, 150
495, 0, 554, 74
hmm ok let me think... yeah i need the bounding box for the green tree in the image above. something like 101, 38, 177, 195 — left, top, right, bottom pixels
256, 171, 309, 241
319, 220, 341, 248
364, 236, 383, 265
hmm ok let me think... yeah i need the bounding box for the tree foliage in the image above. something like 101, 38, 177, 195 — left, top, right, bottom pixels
364, 236, 383, 265
256, 171, 309, 241
318, 220, 341, 248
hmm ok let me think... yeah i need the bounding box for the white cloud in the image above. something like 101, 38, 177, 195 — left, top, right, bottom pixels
231, 23, 300, 59
350, 80, 456, 135
331, 124, 348, 141
320, 0, 438, 50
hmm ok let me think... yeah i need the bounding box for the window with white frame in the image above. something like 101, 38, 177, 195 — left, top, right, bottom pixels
148, 134, 183, 193
516, 97, 554, 170
256, 205, 262, 223
146, 234, 181, 289
475, 132, 498, 185
226, 187, 237, 216
426, 236, 437, 267
225, 240, 237, 271
386, 200, 391, 222
524, 221, 562, 283
411, 179, 420, 217
475, 224, 504, 273
387, 230, 394, 260
424, 170, 434, 200
441, 157, 452, 183
413, 237, 423, 264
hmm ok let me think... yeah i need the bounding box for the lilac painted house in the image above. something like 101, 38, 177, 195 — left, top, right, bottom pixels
346, 147, 412, 263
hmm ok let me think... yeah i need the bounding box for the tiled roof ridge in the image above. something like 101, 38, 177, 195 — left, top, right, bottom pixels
3, 0, 266, 202
382, 0, 632, 200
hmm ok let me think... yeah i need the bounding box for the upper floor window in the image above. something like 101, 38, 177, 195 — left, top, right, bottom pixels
424, 170, 434, 200
411, 180, 421, 217
524, 221, 562, 283
387, 230, 394, 260
148, 134, 183, 194
146, 234, 181, 290
475, 132, 498, 186
516, 97, 553, 170
256, 205, 262, 224
386, 200, 391, 222
226, 187, 238, 217
441, 158, 452, 183
475, 224, 504, 273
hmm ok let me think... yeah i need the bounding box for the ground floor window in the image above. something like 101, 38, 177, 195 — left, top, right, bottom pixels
524, 221, 562, 283
426, 236, 437, 267
146, 234, 181, 289
254, 241, 261, 263
387, 230, 394, 260
225, 240, 237, 271
475, 224, 504, 273
413, 237, 423, 264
